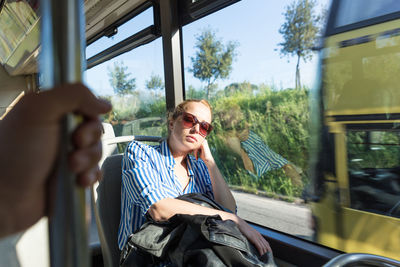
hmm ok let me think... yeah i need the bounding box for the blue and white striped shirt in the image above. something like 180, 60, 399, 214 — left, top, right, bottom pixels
241, 131, 288, 177
118, 140, 214, 250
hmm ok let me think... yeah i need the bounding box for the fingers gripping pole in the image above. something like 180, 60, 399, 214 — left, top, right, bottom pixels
40, 0, 89, 266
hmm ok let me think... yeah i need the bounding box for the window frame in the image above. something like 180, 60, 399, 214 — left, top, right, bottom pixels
345, 123, 400, 218
86, 1, 161, 69
178, 0, 240, 26
325, 0, 400, 37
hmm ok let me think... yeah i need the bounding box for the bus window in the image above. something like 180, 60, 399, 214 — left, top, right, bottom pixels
181, 0, 326, 241
0, 0, 39, 75
84, 6, 166, 250
121, 117, 164, 137
85, 7, 165, 152
335, 0, 400, 28
86, 37, 166, 144
347, 127, 400, 218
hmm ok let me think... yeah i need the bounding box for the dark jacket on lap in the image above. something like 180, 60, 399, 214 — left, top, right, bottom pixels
120, 193, 276, 267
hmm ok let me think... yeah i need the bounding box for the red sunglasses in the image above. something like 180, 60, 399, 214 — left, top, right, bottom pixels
181, 112, 213, 137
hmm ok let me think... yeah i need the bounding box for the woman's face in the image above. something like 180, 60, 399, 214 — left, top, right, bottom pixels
168, 102, 212, 154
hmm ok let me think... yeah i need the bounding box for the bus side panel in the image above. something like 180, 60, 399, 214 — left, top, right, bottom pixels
312, 180, 342, 249
323, 20, 400, 116
341, 207, 400, 261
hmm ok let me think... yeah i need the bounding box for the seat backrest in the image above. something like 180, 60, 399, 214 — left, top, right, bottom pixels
97, 153, 123, 267
100, 123, 118, 167
96, 131, 163, 266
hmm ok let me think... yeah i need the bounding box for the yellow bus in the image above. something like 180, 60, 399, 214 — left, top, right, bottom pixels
310, 0, 400, 261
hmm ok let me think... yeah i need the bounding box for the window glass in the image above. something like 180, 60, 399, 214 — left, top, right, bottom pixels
347, 127, 400, 218
86, 37, 166, 151
0, 0, 39, 63
182, 0, 328, 240
86, 34, 165, 245
86, 7, 154, 58
335, 0, 400, 28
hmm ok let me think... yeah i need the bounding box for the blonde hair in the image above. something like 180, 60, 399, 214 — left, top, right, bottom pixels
168, 99, 212, 122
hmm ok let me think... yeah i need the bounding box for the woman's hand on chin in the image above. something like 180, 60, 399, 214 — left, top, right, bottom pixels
193, 140, 215, 164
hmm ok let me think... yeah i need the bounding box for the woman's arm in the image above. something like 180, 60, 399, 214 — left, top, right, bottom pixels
148, 198, 271, 256
224, 134, 255, 174
194, 139, 236, 213
122, 141, 172, 207
225, 135, 242, 155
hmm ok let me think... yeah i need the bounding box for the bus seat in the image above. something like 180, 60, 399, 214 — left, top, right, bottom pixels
96, 134, 163, 266
100, 123, 118, 166
97, 153, 123, 267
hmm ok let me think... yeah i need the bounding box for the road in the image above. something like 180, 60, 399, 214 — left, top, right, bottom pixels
232, 190, 313, 240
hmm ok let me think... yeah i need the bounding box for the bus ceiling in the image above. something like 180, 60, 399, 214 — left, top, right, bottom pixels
0, 0, 147, 76
0, 0, 240, 77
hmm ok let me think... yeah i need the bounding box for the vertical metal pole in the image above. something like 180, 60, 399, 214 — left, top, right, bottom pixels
40, 0, 89, 266
159, 0, 185, 110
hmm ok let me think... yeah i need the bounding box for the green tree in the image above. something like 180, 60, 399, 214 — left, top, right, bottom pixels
189, 29, 237, 99
108, 61, 136, 96
145, 74, 164, 91
278, 0, 320, 89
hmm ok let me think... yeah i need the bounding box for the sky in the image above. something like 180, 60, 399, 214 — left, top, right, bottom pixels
85, 0, 331, 96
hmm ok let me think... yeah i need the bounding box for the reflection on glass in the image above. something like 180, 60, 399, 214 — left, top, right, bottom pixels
217, 104, 302, 187
0, 0, 39, 62
182, 0, 316, 240
324, 37, 400, 115
347, 128, 400, 218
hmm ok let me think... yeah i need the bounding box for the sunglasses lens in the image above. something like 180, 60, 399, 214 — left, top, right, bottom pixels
199, 122, 210, 136
182, 113, 195, 127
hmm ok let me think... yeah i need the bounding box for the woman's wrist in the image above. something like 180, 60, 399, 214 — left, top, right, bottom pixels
219, 211, 238, 223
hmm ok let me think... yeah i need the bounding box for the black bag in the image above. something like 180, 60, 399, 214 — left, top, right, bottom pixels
120, 193, 277, 267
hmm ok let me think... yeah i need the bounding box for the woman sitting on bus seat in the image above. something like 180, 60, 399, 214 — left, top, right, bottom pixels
118, 99, 271, 260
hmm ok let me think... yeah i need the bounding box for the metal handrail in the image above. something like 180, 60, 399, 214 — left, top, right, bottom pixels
41, 0, 89, 266
323, 253, 400, 267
